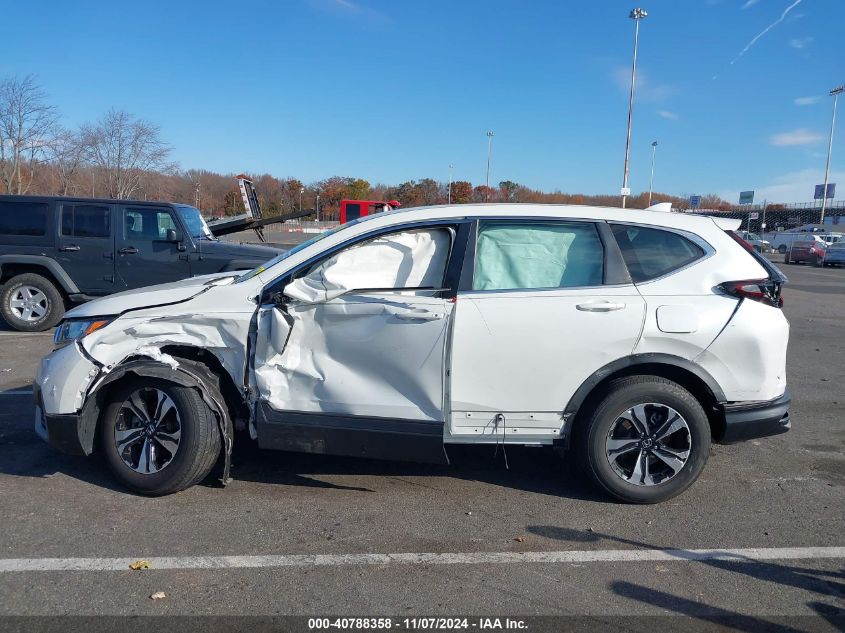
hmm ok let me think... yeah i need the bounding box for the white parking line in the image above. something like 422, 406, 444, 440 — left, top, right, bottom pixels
0, 546, 842, 572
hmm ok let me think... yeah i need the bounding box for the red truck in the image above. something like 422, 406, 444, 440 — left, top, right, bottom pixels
339, 199, 400, 224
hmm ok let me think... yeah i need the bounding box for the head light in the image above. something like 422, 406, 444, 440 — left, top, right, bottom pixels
54, 318, 114, 348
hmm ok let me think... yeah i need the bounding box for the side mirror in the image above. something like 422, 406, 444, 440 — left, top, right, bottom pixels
283, 276, 349, 303
165, 228, 183, 242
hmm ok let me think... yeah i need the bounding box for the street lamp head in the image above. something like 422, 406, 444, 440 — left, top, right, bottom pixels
629, 7, 647, 19
831, 85, 845, 96
652, 140, 658, 147
486, 130, 494, 137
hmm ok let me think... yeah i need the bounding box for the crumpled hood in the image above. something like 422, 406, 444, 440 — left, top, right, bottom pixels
65, 272, 240, 319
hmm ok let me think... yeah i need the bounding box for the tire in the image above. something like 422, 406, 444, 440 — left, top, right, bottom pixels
576, 376, 711, 504
813, 256, 823, 268
777, 245, 787, 254
0, 273, 65, 332
99, 378, 221, 495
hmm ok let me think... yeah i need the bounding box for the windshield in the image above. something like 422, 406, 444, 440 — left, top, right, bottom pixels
176, 205, 215, 240
235, 217, 370, 283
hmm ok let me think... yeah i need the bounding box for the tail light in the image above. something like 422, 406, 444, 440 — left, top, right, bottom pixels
718, 279, 783, 308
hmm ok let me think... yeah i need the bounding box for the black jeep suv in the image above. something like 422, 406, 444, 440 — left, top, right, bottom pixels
0, 195, 280, 331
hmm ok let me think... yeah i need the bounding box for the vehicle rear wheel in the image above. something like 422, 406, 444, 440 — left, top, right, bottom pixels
778, 245, 787, 254
99, 378, 221, 495
577, 376, 710, 504
0, 273, 65, 332
813, 256, 823, 267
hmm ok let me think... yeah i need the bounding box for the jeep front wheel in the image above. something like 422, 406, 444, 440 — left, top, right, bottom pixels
0, 273, 65, 332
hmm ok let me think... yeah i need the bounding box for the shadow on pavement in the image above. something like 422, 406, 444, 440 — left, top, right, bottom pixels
526, 524, 845, 629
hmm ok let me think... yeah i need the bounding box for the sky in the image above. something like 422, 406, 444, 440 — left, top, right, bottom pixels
2, 0, 843, 204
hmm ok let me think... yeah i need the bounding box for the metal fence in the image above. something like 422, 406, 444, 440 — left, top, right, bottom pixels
688, 201, 845, 235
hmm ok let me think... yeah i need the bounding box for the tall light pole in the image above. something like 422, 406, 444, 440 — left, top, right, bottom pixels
647, 140, 658, 207
315, 192, 321, 222
485, 131, 494, 201
448, 164, 454, 205
621, 7, 647, 209
299, 187, 304, 216
820, 85, 844, 224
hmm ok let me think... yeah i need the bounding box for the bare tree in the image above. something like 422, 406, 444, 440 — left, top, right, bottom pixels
47, 128, 87, 195
0, 75, 58, 194
81, 109, 172, 199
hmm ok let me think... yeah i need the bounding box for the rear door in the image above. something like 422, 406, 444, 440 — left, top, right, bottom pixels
116, 205, 190, 289
56, 202, 115, 295
448, 219, 646, 440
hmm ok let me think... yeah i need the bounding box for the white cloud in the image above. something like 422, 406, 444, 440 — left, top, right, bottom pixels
769, 128, 824, 146
794, 96, 820, 105
611, 68, 676, 102
788, 36, 813, 49
730, 0, 803, 65
657, 110, 678, 120
742, 0, 760, 8
721, 168, 845, 204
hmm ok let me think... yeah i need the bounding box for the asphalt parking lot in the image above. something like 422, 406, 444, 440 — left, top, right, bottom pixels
0, 260, 843, 628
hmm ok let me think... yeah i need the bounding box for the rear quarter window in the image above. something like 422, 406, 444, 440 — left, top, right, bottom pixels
611, 224, 705, 283
0, 201, 48, 236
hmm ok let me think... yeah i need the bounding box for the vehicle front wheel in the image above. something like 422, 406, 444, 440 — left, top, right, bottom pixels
99, 378, 221, 495
0, 273, 65, 332
778, 245, 788, 254
577, 376, 711, 504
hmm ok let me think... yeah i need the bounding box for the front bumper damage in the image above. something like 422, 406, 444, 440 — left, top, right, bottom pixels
719, 388, 792, 443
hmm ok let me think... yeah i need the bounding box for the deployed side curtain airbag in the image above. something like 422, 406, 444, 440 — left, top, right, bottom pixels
473, 222, 603, 290
285, 229, 451, 302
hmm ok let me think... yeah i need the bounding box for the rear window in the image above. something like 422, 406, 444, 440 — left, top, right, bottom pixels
611, 224, 705, 283
0, 201, 48, 236
61, 204, 111, 238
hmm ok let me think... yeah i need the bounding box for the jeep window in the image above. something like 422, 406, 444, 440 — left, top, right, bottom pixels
0, 201, 48, 236
124, 208, 179, 240
61, 204, 110, 238
611, 224, 705, 283
175, 204, 215, 240
473, 221, 604, 290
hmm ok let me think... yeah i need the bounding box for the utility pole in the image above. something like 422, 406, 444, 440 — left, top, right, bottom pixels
448, 164, 454, 205
648, 140, 658, 207
194, 183, 200, 210
485, 131, 494, 202
820, 85, 844, 224
621, 7, 647, 209
316, 193, 320, 222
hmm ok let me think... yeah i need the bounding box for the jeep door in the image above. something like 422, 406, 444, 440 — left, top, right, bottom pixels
116, 206, 191, 289
55, 202, 115, 295
253, 223, 470, 464
448, 219, 646, 439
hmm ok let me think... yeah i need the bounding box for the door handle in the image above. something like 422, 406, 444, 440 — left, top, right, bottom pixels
118, 246, 139, 255
395, 309, 445, 321
576, 301, 626, 312
59, 245, 80, 252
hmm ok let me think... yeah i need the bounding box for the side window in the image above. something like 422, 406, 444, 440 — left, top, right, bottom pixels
61, 205, 111, 238
473, 221, 604, 291
611, 224, 705, 283
124, 208, 177, 240
292, 228, 452, 298
345, 203, 362, 221
0, 201, 48, 236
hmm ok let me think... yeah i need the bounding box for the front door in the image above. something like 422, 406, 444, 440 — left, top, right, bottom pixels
56, 202, 115, 295
448, 219, 646, 439
254, 225, 463, 463
116, 206, 190, 289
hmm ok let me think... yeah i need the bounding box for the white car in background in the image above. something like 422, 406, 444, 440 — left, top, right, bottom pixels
35, 204, 792, 504
738, 231, 771, 253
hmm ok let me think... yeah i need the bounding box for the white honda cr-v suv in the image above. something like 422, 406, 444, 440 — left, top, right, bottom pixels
34, 204, 791, 503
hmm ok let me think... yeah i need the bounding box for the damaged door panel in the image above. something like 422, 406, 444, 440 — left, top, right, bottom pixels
253, 228, 457, 463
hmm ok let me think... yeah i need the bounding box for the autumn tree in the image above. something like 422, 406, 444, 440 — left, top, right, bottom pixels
0, 75, 59, 194
47, 128, 87, 195
498, 180, 520, 202
450, 181, 472, 204
81, 109, 172, 199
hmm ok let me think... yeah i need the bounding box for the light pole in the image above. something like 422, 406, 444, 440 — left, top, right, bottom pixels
648, 140, 658, 207
315, 193, 320, 222
485, 131, 494, 201
820, 85, 844, 224
299, 187, 304, 214
448, 164, 454, 205
621, 7, 647, 209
